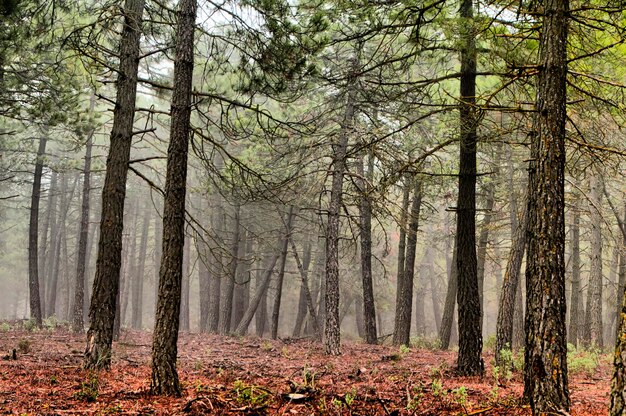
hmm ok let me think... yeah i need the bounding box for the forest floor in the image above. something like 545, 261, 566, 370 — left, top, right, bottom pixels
0, 322, 611, 415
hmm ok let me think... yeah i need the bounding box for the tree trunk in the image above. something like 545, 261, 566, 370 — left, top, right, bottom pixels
357, 152, 377, 344
439, 236, 458, 349
271, 206, 295, 339
288, 234, 321, 339
523, 0, 570, 412
569, 197, 582, 346
47, 174, 77, 317
150, 0, 196, 395
219, 204, 240, 334
132, 200, 150, 329
584, 174, 603, 348
393, 177, 422, 346
73, 95, 95, 333
611, 201, 626, 415
28, 135, 47, 327
232, 230, 248, 330
84, 0, 146, 370
495, 202, 528, 365
180, 233, 191, 332
476, 179, 496, 332
207, 200, 223, 334
254, 254, 269, 337
615, 203, 626, 343
39, 170, 57, 316
292, 238, 313, 337
456, 0, 482, 376
235, 252, 281, 337
324, 56, 358, 355
198, 236, 210, 332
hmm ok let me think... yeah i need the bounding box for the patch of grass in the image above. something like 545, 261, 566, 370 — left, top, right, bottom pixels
43, 315, 58, 330
0, 322, 10, 332
484, 334, 497, 350
74, 371, 99, 402
410, 335, 441, 350
17, 339, 31, 354
568, 346, 600, 377
399, 344, 410, 355
232, 380, 271, 407
23, 319, 37, 332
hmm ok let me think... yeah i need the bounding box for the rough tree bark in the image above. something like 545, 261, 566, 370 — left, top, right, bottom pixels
219, 204, 240, 335
568, 197, 582, 346
583, 174, 603, 348
439, 236, 458, 349
610, 201, 626, 415
271, 206, 295, 339
357, 152, 377, 344
456, 0, 482, 376
131, 200, 150, 329
523, 0, 570, 412
150, 0, 196, 396
84, 0, 145, 370
495, 202, 528, 365
324, 56, 358, 355
393, 177, 422, 346
72, 96, 95, 333
28, 135, 47, 327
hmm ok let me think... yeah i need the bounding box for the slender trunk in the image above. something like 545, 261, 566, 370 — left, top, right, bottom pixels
39, 170, 57, 316
569, 198, 582, 346
393, 177, 422, 346
615, 203, 626, 343
255, 254, 270, 337
495, 203, 528, 365
207, 200, 222, 333
150, 0, 196, 395
271, 206, 295, 339
611, 202, 626, 415
84, 0, 146, 370
198, 236, 210, 332
324, 56, 358, 355
28, 136, 47, 327
232, 230, 248, 330
235, 252, 281, 337
48, 174, 77, 316
523, 0, 570, 411
219, 204, 240, 334
121, 203, 139, 330
292, 239, 313, 337
73, 96, 95, 332
288, 234, 321, 339
180, 233, 191, 332
476, 180, 496, 332
131, 200, 150, 329
584, 174, 603, 348
439, 236, 458, 349
357, 152, 377, 343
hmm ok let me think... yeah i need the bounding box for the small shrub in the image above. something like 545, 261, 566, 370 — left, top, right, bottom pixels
568, 347, 600, 377
431, 378, 445, 397
74, 371, 99, 402
17, 339, 31, 354
0, 323, 10, 332
452, 386, 468, 408
232, 380, 270, 407
410, 335, 441, 350
484, 334, 497, 350
399, 344, 410, 354
23, 319, 37, 332
43, 316, 58, 330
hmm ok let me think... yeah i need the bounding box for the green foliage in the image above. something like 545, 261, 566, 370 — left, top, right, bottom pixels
23, 319, 37, 332
74, 371, 99, 402
406, 384, 423, 411
452, 386, 468, 408
17, 339, 31, 353
399, 344, 410, 354
232, 380, 271, 407
567, 346, 600, 377
43, 315, 58, 330
484, 334, 497, 350
431, 378, 445, 398
410, 336, 442, 350
0, 322, 10, 332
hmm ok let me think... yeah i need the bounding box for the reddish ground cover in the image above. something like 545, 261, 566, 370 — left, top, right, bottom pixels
0, 325, 611, 415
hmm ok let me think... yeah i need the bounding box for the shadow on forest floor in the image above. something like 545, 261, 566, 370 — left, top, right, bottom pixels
0, 323, 611, 415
